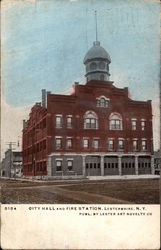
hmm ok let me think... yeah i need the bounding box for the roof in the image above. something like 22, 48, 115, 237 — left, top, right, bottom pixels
83, 41, 111, 64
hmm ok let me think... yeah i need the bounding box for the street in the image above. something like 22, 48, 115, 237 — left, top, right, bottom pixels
0, 178, 160, 204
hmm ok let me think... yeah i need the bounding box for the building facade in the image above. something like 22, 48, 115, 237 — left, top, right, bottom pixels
1, 150, 22, 177
22, 40, 154, 177
154, 150, 161, 175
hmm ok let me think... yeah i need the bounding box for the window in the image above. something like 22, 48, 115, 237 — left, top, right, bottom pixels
93, 139, 99, 149
67, 160, 73, 171
56, 160, 62, 171
83, 139, 89, 148
118, 139, 124, 150
141, 120, 146, 131
42, 118, 46, 129
131, 119, 137, 130
55, 137, 62, 149
133, 140, 138, 151
90, 62, 97, 70
97, 96, 109, 108
99, 62, 105, 69
141, 140, 147, 151
56, 115, 62, 128
108, 139, 114, 150
43, 140, 46, 149
84, 111, 98, 129
110, 113, 122, 130
66, 138, 72, 149
100, 74, 104, 81
67, 116, 72, 128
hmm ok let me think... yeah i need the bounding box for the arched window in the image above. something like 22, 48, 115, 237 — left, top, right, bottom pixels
84, 111, 98, 129
97, 96, 109, 108
109, 113, 123, 130
90, 62, 97, 70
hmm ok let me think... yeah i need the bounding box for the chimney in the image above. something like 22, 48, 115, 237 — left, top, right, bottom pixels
23, 120, 26, 129
42, 89, 46, 108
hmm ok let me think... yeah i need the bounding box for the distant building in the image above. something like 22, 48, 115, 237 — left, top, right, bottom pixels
1, 150, 22, 177
154, 150, 161, 175
22, 39, 154, 178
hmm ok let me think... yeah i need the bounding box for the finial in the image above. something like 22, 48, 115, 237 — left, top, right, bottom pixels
95, 10, 98, 42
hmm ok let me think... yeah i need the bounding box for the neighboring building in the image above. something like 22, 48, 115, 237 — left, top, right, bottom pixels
22, 40, 154, 177
154, 150, 161, 175
1, 150, 22, 177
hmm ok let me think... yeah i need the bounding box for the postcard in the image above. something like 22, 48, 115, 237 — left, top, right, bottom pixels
1, 0, 160, 249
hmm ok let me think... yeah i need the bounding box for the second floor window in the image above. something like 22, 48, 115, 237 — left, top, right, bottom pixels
133, 140, 138, 151
108, 139, 114, 150
84, 111, 98, 129
66, 138, 72, 149
92, 139, 99, 149
118, 139, 124, 150
55, 138, 62, 149
141, 140, 147, 151
83, 139, 89, 148
56, 115, 62, 128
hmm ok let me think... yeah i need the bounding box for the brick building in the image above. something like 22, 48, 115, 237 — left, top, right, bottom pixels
22, 40, 154, 177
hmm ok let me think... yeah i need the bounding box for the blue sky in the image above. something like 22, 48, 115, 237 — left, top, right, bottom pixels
2, 0, 160, 106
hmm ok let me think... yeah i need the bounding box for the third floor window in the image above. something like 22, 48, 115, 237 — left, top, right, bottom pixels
131, 119, 137, 130
84, 111, 98, 129
109, 113, 122, 130
67, 116, 72, 128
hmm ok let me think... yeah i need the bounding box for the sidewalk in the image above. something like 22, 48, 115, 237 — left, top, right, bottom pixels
88, 174, 160, 180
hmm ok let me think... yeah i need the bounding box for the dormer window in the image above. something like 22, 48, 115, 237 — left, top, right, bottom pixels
97, 96, 110, 108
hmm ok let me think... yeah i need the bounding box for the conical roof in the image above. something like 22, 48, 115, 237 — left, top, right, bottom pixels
83, 41, 111, 64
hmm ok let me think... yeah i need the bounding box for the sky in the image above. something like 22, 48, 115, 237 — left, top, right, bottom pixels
1, 0, 160, 158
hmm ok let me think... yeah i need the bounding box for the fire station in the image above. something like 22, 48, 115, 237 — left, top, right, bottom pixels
22, 40, 154, 177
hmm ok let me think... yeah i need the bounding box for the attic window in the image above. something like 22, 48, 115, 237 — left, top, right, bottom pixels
97, 96, 109, 108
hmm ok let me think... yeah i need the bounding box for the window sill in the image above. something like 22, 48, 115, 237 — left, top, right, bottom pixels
84, 128, 98, 130
110, 129, 122, 131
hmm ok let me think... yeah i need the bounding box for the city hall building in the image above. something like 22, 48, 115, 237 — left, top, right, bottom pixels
22, 40, 154, 177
